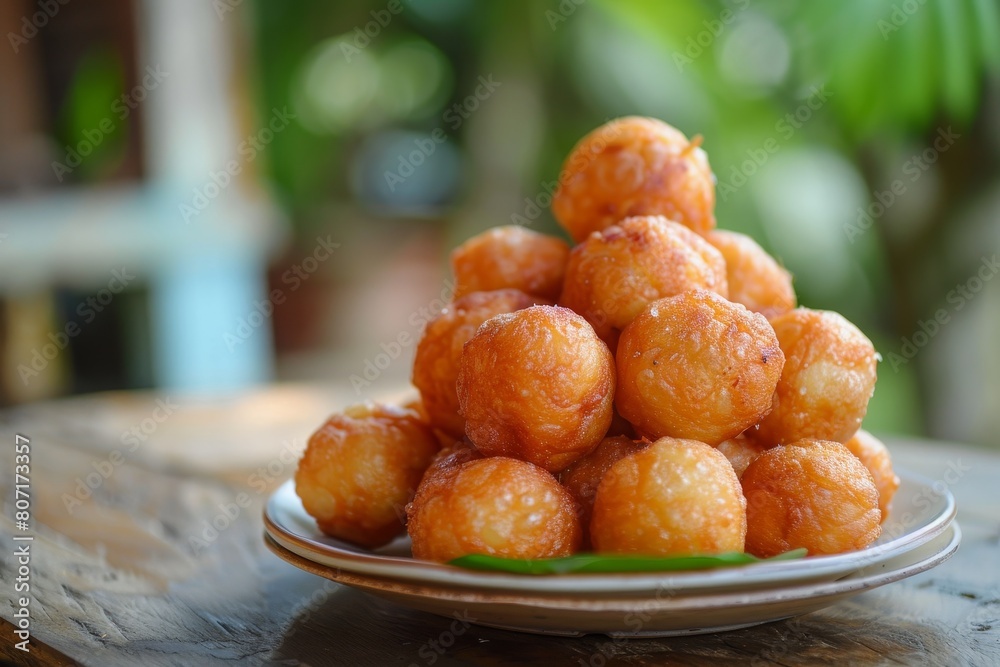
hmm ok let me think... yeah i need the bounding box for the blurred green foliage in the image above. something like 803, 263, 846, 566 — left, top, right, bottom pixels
245, 0, 998, 441
57, 48, 127, 180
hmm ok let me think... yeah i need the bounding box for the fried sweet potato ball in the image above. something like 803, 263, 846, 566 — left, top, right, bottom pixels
458, 305, 615, 472
413, 289, 541, 439
295, 403, 440, 549
844, 429, 900, 522
591, 438, 746, 556
552, 116, 716, 243
754, 308, 878, 446
615, 290, 784, 445
451, 226, 570, 301
715, 434, 768, 479
559, 216, 728, 348
707, 230, 796, 320
559, 436, 648, 536
742, 439, 882, 557
407, 457, 582, 562
420, 438, 483, 485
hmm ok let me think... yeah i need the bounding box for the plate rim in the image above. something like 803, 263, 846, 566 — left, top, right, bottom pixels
265, 520, 961, 610
264, 468, 956, 594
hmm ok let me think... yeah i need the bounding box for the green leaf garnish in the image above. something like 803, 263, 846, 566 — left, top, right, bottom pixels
448, 548, 808, 575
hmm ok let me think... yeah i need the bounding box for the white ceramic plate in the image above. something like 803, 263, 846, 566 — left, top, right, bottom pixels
263, 469, 956, 596
264, 522, 961, 637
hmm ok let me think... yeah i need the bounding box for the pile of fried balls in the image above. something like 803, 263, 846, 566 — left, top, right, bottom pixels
295, 117, 898, 564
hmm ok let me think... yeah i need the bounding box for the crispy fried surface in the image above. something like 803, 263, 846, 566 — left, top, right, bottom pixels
451, 226, 570, 301
754, 308, 878, 446
615, 290, 784, 445
413, 289, 541, 439
590, 438, 746, 555
715, 434, 768, 479
295, 403, 440, 548
559, 216, 728, 347
407, 457, 582, 562
559, 436, 648, 541
458, 305, 615, 471
708, 230, 796, 320
844, 429, 900, 522
552, 117, 716, 242
742, 439, 881, 557
420, 438, 483, 485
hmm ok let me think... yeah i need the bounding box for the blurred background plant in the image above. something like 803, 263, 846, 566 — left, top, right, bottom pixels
1, 0, 998, 448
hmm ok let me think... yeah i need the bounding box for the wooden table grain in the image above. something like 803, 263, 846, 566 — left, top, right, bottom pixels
1, 386, 998, 666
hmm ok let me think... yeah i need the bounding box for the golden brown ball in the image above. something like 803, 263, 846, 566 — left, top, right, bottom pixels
420, 438, 483, 485
742, 439, 882, 557
715, 434, 768, 479
412, 289, 541, 439
754, 308, 878, 446
552, 116, 716, 243
844, 429, 900, 522
451, 225, 570, 302
407, 457, 582, 562
558, 436, 648, 537
707, 230, 796, 320
615, 290, 784, 445
590, 438, 746, 556
458, 305, 615, 471
559, 216, 728, 347
295, 403, 440, 548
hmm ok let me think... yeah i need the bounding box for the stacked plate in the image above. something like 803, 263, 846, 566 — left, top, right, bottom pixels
264, 470, 959, 637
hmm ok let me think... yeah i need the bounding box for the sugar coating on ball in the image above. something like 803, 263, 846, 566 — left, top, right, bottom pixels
458, 305, 615, 471
413, 289, 541, 439
559, 216, 728, 348
295, 402, 440, 549
407, 457, 582, 562
590, 438, 747, 556
552, 116, 716, 242
616, 290, 784, 445
754, 308, 878, 446
742, 439, 881, 557
707, 230, 796, 320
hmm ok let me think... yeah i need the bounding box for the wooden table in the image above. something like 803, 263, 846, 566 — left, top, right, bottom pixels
1, 386, 998, 666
